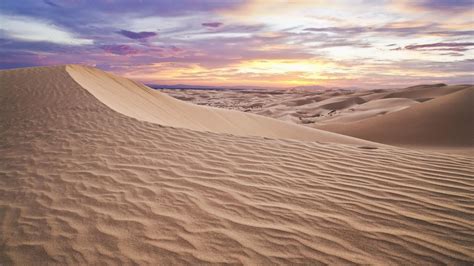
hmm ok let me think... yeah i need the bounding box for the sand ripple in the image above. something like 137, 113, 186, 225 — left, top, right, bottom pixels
0, 66, 473, 265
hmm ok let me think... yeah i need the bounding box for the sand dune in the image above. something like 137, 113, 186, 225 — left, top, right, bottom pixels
317, 98, 419, 124
163, 84, 473, 153
162, 84, 472, 120
318, 88, 474, 151
382, 84, 471, 102
1, 65, 473, 264
66, 65, 372, 145
310, 95, 367, 110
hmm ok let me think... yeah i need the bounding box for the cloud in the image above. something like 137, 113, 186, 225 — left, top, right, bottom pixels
43, 0, 60, 7
303, 23, 474, 40
117, 30, 157, 40
405, 42, 474, 51
0, 14, 93, 45
0, 37, 64, 52
303, 23, 436, 37
401, 0, 474, 13
0, 51, 43, 69
101, 45, 139, 55
202, 22, 223, 28
391, 0, 474, 22
304, 26, 365, 34
312, 39, 372, 49
428, 30, 474, 37
395, 59, 474, 73
169, 45, 183, 52
1, 0, 473, 87
440, 52, 464, 57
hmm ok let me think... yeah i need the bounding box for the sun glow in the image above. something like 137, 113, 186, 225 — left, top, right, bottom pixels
236, 59, 329, 75
121, 59, 343, 87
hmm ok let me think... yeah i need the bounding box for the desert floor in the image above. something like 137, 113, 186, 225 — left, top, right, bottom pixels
0, 65, 473, 265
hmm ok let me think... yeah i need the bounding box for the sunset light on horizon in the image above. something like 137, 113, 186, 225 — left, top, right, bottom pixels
1, 0, 473, 88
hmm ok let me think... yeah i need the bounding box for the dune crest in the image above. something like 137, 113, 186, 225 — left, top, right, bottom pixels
66, 65, 372, 145
1, 65, 473, 264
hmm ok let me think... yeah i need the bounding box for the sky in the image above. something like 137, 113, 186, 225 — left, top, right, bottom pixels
0, 0, 473, 88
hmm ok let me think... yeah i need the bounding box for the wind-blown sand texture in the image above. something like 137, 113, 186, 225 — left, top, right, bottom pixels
1, 65, 473, 265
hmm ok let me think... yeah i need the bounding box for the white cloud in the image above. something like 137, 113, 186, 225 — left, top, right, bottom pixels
0, 14, 93, 45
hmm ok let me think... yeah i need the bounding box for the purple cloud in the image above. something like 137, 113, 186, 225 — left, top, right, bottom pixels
101, 45, 139, 55
117, 30, 157, 40
43, 0, 60, 7
304, 26, 366, 34
440, 52, 464, 57
169, 45, 183, 52
429, 30, 474, 37
202, 22, 223, 28
1, 0, 473, 87
304, 25, 473, 38
405, 42, 474, 51
303, 24, 434, 37
410, 0, 473, 12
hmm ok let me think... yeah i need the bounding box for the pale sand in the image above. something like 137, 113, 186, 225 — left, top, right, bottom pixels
1, 65, 473, 264
162, 84, 473, 154
66, 65, 372, 146
317, 88, 474, 152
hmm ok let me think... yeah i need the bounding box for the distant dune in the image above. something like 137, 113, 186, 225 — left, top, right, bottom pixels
381, 83, 471, 102
317, 98, 419, 124
163, 83, 473, 154
1, 65, 473, 264
318, 88, 474, 151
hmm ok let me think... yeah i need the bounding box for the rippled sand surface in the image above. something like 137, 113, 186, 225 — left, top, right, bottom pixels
1, 66, 473, 265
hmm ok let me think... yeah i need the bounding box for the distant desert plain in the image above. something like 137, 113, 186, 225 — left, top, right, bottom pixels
0, 65, 473, 264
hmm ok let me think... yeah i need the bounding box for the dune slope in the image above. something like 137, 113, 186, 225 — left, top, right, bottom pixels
382, 84, 472, 102
316, 98, 419, 124
161, 85, 471, 130
66, 65, 371, 145
0, 65, 473, 264
318, 88, 474, 150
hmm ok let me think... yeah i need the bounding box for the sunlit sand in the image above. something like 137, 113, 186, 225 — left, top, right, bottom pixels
1, 65, 472, 264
